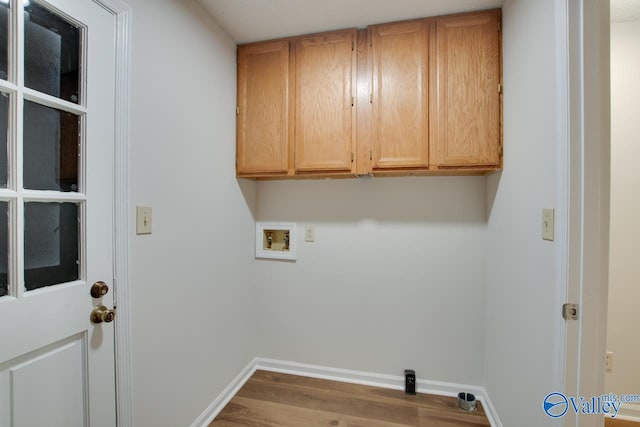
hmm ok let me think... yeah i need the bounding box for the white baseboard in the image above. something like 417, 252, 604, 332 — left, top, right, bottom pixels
478, 388, 503, 427
615, 403, 640, 422
189, 359, 257, 427
191, 357, 503, 427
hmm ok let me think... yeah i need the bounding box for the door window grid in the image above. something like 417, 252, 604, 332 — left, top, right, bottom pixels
0, 0, 86, 299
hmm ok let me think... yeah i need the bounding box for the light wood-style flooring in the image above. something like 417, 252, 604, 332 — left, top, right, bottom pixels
605, 417, 640, 427
210, 370, 490, 426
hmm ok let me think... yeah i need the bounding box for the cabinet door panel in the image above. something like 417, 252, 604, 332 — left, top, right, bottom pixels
294, 31, 355, 172
237, 41, 289, 175
433, 12, 501, 167
371, 21, 429, 169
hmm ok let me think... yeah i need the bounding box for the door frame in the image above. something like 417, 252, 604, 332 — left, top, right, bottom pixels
89, 0, 133, 426
560, 1, 611, 426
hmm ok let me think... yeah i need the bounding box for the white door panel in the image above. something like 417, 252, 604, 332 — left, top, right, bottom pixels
0, 0, 117, 425
11, 335, 86, 427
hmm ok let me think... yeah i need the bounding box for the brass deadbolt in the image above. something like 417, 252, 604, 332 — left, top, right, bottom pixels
90, 281, 109, 298
90, 305, 116, 324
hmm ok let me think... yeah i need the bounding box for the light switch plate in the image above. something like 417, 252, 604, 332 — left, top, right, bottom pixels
136, 206, 152, 235
305, 225, 315, 242
542, 208, 554, 241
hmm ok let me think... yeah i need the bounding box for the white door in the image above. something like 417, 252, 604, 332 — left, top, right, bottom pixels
0, 0, 117, 426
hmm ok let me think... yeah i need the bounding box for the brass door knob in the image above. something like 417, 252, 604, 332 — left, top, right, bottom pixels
90, 305, 116, 324
90, 281, 109, 298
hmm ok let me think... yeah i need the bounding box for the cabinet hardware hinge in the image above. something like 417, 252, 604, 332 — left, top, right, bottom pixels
236, 107, 239, 115
562, 303, 579, 320
498, 84, 502, 94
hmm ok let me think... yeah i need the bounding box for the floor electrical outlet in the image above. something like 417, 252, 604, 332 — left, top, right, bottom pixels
404, 370, 416, 395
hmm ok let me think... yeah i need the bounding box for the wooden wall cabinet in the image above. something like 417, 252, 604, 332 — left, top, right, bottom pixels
369, 10, 502, 175
236, 30, 356, 178
370, 20, 431, 171
430, 11, 502, 170
236, 10, 502, 179
294, 31, 356, 174
236, 41, 290, 176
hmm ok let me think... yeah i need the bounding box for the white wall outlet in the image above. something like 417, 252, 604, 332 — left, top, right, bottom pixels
305, 225, 315, 242
136, 206, 152, 235
542, 208, 554, 241
605, 351, 613, 372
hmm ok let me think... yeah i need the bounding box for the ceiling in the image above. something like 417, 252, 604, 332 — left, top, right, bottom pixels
198, 0, 640, 45
198, 0, 503, 44
611, 0, 640, 22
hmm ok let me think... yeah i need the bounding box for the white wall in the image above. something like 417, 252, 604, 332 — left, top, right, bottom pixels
483, 0, 561, 425
122, 0, 570, 425
255, 177, 487, 385
607, 18, 640, 402
127, 1, 257, 426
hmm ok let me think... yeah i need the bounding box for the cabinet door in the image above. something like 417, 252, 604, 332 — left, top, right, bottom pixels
237, 41, 290, 175
294, 31, 356, 173
432, 11, 501, 168
370, 21, 430, 169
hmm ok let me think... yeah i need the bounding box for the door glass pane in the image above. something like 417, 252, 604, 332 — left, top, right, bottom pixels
24, 1, 80, 103
0, 92, 7, 188
0, 0, 8, 81
0, 201, 7, 297
24, 202, 79, 291
23, 100, 79, 192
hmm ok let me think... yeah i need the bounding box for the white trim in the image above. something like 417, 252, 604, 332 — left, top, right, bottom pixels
190, 360, 258, 427
562, 2, 611, 427
21, 191, 87, 202
258, 358, 415, 390
256, 358, 478, 396
562, 1, 585, 425
88, 0, 133, 426
479, 391, 503, 427
615, 403, 640, 422
191, 358, 503, 427
22, 87, 87, 115
554, 0, 570, 400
